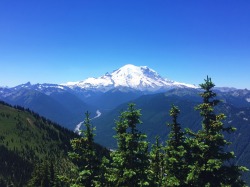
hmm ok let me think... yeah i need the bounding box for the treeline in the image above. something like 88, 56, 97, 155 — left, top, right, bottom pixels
57, 77, 248, 186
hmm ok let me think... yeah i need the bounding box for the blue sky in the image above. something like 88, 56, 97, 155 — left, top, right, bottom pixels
0, 0, 249, 89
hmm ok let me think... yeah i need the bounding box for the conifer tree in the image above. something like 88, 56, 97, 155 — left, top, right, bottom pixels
164, 105, 188, 186
95, 156, 111, 187
149, 136, 165, 187
187, 76, 248, 186
109, 103, 150, 187
28, 160, 59, 187
66, 111, 99, 186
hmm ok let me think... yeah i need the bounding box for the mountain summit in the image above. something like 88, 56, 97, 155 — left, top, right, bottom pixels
64, 64, 197, 92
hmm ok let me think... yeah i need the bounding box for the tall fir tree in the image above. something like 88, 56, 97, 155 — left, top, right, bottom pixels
109, 103, 151, 187
64, 111, 100, 186
164, 105, 188, 186
186, 76, 248, 186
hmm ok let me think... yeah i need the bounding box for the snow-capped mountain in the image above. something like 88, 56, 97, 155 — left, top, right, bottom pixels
63, 64, 197, 92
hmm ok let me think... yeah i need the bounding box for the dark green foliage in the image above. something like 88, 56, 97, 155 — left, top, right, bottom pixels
186, 77, 248, 186
0, 102, 109, 186
62, 111, 100, 186
28, 160, 61, 187
0, 102, 78, 186
164, 105, 188, 186
109, 104, 150, 186
96, 156, 112, 187
0, 145, 33, 186
149, 136, 165, 187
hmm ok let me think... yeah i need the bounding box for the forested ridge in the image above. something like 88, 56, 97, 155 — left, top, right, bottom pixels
0, 101, 108, 186
0, 77, 249, 186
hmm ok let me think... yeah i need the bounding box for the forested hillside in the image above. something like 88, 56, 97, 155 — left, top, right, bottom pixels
0, 101, 75, 186
0, 101, 108, 186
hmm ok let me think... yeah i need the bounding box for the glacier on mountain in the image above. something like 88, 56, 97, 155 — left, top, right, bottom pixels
63, 64, 197, 92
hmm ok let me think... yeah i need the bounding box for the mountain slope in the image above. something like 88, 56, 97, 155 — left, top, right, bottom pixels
93, 89, 202, 148
92, 88, 250, 183
0, 101, 78, 186
93, 88, 250, 148
0, 101, 109, 186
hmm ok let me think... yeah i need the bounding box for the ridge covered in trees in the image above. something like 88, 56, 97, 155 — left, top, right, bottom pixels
0, 101, 108, 186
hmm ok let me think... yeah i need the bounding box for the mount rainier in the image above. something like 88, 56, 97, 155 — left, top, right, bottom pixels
63, 64, 197, 92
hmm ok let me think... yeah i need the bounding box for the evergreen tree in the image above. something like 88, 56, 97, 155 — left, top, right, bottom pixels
109, 103, 150, 187
149, 136, 165, 187
186, 76, 248, 186
95, 156, 112, 187
164, 105, 188, 186
28, 160, 59, 187
65, 111, 100, 186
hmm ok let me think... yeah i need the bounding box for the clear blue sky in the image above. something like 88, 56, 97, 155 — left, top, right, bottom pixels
0, 0, 249, 89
